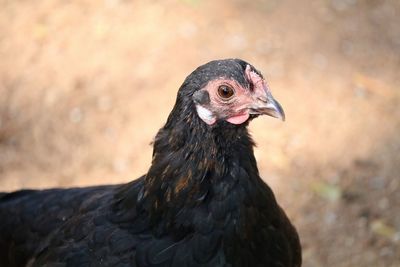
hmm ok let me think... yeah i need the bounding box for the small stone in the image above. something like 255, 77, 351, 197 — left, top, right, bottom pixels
69, 107, 83, 123
378, 198, 389, 210
226, 34, 247, 50
97, 96, 112, 111
113, 158, 128, 173
331, 0, 357, 12
312, 53, 328, 70
178, 22, 197, 39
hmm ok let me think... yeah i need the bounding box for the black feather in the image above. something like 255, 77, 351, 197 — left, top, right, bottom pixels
0, 59, 301, 267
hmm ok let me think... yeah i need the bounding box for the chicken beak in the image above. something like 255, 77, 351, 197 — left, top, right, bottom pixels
250, 91, 285, 121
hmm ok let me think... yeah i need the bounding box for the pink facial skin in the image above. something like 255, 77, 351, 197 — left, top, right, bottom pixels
194, 65, 269, 126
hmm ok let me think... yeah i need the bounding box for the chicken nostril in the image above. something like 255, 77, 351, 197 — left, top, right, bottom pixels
257, 96, 268, 103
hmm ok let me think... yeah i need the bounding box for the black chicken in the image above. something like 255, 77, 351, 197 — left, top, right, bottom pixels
0, 59, 301, 267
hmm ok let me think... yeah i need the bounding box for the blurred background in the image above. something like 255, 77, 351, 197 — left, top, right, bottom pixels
0, 0, 399, 266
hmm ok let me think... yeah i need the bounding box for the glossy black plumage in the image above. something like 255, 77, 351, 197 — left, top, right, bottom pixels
0, 59, 301, 267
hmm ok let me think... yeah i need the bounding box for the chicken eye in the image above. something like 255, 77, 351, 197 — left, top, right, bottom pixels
217, 85, 234, 99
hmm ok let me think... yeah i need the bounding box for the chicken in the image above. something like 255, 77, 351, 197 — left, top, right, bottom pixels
0, 59, 301, 267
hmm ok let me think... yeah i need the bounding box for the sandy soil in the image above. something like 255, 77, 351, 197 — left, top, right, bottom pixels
0, 0, 399, 266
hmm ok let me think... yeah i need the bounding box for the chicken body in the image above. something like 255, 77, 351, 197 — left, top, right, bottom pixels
0, 59, 301, 267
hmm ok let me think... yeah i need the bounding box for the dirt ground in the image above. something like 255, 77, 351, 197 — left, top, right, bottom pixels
0, 0, 399, 266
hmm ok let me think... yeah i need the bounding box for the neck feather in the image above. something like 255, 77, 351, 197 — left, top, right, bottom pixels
141, 103, 259, 230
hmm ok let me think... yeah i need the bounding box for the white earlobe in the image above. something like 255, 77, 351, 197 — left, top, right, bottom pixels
195, 105, 216, 125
